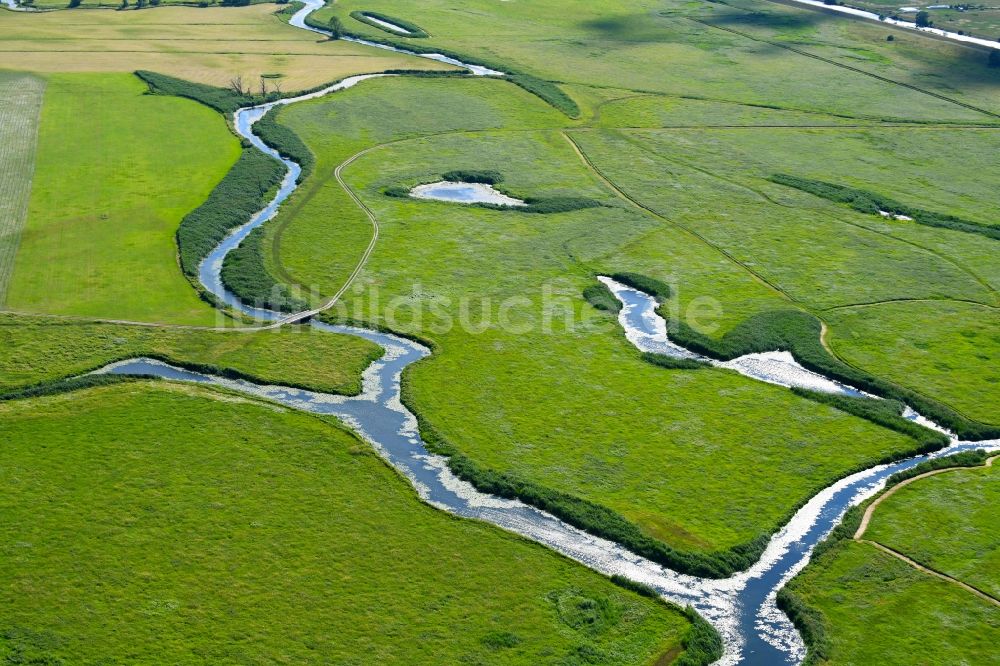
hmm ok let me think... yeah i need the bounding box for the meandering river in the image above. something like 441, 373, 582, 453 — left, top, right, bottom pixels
81, 1, 1000, 663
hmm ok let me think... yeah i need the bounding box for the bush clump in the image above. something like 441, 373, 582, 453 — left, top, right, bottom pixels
505, 73, 580, 118
136, 70, 256, 114
608, 272, 672, 302
582, 283, 620, 313
349, 10, 429, 38
441, 169, 502, 184
177, 148, 285, 278
675, 606, 725, 666
770, 173, 1000, 242
641, 352, 709, 370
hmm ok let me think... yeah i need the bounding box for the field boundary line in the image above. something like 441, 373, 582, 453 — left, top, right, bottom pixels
561, 130, 798, 303
860, 540, 1000, 608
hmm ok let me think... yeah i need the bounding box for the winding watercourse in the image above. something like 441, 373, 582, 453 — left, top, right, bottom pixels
76, 1, 999, 663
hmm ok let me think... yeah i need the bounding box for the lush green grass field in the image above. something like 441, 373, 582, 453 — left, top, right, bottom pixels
254, 75, 928, 560
784, 540, 999, 665
315, 0, 1000, 121
0, 382, 691, 664
0, 72, 44, 306
0, 313, 382, 395
0, 5, 452, 91
866, 461, 999, 598
782, 457, 1000, 664
3, 73, 238, 324
826, 302, 999, 426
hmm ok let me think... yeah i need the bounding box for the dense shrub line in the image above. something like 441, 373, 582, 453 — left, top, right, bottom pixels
349, 10, 429, 38
254, 106, 314, 181
220, 227, 308, 312
641, 352, 709, 370
777, 448, 989, 665
505, 73, 580, 118
176, 148, 285, 278
136, 70, 258, 114
790, 389, 949, 450
770, 173, 1000, 241
582, 283, 621, 313
608, 272, 672, 302
0, 374, 148, 402
441, 169, 501, 184
675, 606, 725, 666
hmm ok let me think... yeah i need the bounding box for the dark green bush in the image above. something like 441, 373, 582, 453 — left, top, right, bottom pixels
0, 374, 148, 402
383, 186, 411, 198
441, 169, 502, 184
505, 73, 580, 118
608, 272, 671, 302
176, 148, 285, 278
609, 574, 660, 599
674, 606, 724, 666
776, 588, 830, 665
254, 106, 314, 181
349, 10, 429, 38
641, 352, 709, 370
886, 448, 988, 486
770, 173, 1000, 241
582, 283, 620, 313
220, 226, 308, 313
520, 196, 602, 214
136, 70, 255, 114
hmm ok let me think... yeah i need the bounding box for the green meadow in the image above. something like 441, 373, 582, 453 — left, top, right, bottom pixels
4, 73, 239, 325
0, 313, 382, 396
259, 75, 929, 561
783, 459, 1000, 664
0, 382, 691, 664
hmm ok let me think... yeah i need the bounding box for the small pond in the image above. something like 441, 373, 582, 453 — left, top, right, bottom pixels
409, 181, 526, 207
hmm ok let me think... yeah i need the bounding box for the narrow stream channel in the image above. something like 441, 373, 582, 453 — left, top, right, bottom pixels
71, 1, 1000, 663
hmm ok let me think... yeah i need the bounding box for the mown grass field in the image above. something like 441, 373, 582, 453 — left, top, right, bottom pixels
0, 313, 382, 396
0, 382, 691, 664
0, 72, 44, 306
260, 74, 927, 558
3, 73, 239, 324
783, 460, 1000, 664
0, 5, 453, 92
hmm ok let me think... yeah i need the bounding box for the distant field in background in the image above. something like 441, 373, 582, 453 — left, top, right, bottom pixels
317, 0, 1000, 120
0, 382, 691, 665
0, 5, 453, 92
0, 72, 44, 306
848, 0, 1000, 41
4, 73, 238, 324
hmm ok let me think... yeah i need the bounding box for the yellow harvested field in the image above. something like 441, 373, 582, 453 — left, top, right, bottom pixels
0, 5, 454, 91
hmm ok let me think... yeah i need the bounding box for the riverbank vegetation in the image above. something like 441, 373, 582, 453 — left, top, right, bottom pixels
779, 452, 999, 664
0, 382, 693, 664
350, 10, 429, 38
4, 73, 238, 325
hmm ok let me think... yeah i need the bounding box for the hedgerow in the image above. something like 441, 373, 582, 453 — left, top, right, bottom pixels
136, 70, 257, 114
176, 148, 285, 278
254, 106, 314, 181
0, 374, 148, 402
441, 169, 501, 184
220, 227, 307, 312
770, 173, 1000, 242
349, 10, 429, 38
641, 352, 709, 370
